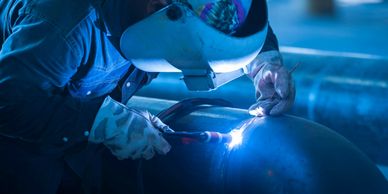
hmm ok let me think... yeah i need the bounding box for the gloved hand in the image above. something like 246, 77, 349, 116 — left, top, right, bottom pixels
246, 51, 295, 116
89, 96, 172, 160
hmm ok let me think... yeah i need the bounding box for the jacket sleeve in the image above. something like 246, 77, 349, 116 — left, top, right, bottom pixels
244, 24, 282, 79
260, 24, 280, 53
0, 14, 104, 146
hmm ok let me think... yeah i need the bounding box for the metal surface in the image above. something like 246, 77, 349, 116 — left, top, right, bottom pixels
136, 50, 388, 165
125, 96, 388, 194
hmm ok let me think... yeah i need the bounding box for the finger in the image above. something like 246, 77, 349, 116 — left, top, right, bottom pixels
105, 142, 122, 153
108, 133, 146, 160
127, 137, 154, 160
269, 98, 291, 115
104, 135, 128, 153
127, 127, 169, 159
112, 143, 146, 160
254, 70, 276, 100
150, 115, 174, 132
270, 81, 295, 115
151, 134, 171, 155
274, 67, 291, 98
248, 98, 279, 116
259, 98, 280, 115
129, 143, 149, 160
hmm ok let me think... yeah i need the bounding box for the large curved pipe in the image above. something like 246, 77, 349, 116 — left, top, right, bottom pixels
136, 49, 388, 165
123, 96, 388, 194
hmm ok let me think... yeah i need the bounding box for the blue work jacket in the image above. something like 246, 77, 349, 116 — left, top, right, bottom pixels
0, 0, 157, 147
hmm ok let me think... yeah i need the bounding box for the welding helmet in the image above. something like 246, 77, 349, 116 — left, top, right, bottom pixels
120, 0, 268, 91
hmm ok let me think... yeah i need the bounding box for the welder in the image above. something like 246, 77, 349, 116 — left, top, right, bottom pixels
0, 0, 294, 193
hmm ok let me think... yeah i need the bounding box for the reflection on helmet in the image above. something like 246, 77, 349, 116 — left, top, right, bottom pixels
173, 0, 247, 34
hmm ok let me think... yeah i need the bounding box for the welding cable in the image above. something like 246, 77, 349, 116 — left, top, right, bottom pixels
157, 98, 234, 123
157, 98, 234, 144
157, 98, 234, 145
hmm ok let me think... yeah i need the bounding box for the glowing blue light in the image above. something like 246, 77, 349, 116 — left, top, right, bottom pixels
228, 129, 244, 149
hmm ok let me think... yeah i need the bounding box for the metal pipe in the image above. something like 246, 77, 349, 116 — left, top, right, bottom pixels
124, 96, 388, 194
136, 49, 388, 165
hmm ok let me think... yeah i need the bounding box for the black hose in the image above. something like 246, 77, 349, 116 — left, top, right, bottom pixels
157, 98, 234, 123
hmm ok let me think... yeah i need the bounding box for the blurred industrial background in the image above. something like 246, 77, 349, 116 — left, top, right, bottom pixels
270, 0, 388, 56
137, 0, 388, 181
271, 0, 388, 179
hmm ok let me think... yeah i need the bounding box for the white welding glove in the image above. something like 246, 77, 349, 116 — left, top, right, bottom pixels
89, 96, 172, 160
246, 51, 295, 116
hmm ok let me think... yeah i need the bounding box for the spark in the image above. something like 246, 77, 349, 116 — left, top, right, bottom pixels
248, 106, 265, 117
227, 118, 256, 149
228, 128, 244, 149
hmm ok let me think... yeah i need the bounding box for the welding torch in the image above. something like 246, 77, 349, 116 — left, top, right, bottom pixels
161, 118, 253, 147
162, 131, 233, 144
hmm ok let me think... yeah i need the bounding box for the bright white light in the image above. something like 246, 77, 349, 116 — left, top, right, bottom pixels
228, 129, 244, 149
249, 106, 265, 117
